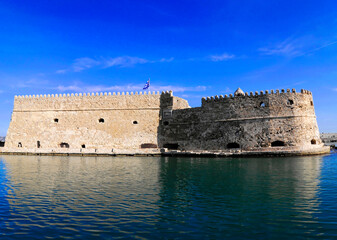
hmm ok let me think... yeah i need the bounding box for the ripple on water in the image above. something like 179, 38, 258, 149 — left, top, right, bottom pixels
0, 154, 337, 239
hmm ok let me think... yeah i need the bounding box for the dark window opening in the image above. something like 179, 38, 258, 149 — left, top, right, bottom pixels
60, 142, 70, 148
310, 101, 314, 106
81, 144, 86, 148
18, 142, 22, 148
163, 121, 169, 126
133, 121, 138, 124
54, 118, 59, 123
227, 142, 240, 149
99, 118, 104, 123
311, 139, 317, 145
287, 99, 294, 105
0, 142, 5, 147
163, 143, 179, 150
140, 143, 158, 149
271, 141, 285, 147
37, 141, 41, 148
260, 102, 266, 107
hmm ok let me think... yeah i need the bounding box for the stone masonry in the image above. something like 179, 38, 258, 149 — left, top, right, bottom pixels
2, 88, 330, 156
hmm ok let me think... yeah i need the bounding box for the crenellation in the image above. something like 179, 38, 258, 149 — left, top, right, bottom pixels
5, 87, 326, 156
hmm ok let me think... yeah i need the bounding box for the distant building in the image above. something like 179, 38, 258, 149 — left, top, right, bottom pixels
0, 137, 5, 147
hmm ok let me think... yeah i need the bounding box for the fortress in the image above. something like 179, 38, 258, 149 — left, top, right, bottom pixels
1, 88, 330, 156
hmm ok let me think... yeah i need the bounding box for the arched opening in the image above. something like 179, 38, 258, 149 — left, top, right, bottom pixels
227, 142, 240, 149
287, 99, 294, 105
18, 142, 22, 148
310, 101, 314, 106
140, 143, 158, 149
311, 139, 317, 145
271, 141, 285, 147
54, 118, 59, 123
99, 118, 104, 123
260, 102, 266, 107
163, 143, 179, 150
163, 121, 169, 126
37, 141, 41, 148
60, 142, 70, 148
81, 144, 86, 148
133, 121, 138, 125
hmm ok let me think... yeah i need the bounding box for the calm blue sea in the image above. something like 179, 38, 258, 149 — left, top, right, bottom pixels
1, 153, 337, 239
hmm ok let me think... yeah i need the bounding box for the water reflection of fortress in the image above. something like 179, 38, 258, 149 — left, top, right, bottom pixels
1, 88, 329, 156
1, 155, 323, 233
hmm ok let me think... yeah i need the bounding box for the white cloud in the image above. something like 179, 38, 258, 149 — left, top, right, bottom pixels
55, 69, 67, 74
103, 56, 149, 68
55, 84, 207, 93
56, 56, 174, 73
159, 57, 174, 62
259, 39, 302, 57
72, 57, 100, 72
258, 36, 337, 57
209, 53, 235, 62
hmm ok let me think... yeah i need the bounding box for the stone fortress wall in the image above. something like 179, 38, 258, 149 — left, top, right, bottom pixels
4, 91, 189, 152
2, 88, 329, 156
159, 88, 325, 153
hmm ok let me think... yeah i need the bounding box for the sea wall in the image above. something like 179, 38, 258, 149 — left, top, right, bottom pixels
5, 91, 189, 150
159, 89, 322, 151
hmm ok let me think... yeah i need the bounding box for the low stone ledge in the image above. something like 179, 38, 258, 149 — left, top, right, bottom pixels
0, 145, 331, 158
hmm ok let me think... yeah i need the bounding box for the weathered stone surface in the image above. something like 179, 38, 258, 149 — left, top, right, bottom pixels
159, 89, 326, 153
4, 91, 189, 150
2, 88, 329, 156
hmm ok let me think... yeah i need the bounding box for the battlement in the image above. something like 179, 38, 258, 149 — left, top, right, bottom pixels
202, 89, 312, 104
13, 90, 175, 112
15, 90, 173, 99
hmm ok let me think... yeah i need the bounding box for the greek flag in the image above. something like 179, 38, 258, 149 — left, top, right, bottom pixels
143, 78, 150, 90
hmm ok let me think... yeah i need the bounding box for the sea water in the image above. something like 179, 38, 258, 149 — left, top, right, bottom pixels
0, 153, 337, 239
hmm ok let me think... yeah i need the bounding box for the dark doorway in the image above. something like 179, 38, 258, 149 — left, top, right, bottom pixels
311, 139, 317, 145
37, 141, 41, 148
60, 142, 70, 148
82, 144, 86, 148
271, 141, 285, 147
140, 143, 158, 149
227, 142, 240, 149
163, 143, 179, 150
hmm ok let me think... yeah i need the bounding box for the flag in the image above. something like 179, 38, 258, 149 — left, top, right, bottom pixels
143, 78, 150, 90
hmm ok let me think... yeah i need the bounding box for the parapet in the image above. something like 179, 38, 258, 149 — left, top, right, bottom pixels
15, 90, 173, 99
13, 90, 175, 111
202, 88, 312, 105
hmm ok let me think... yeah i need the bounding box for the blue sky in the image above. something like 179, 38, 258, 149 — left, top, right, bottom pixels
1, 0, 337, 135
